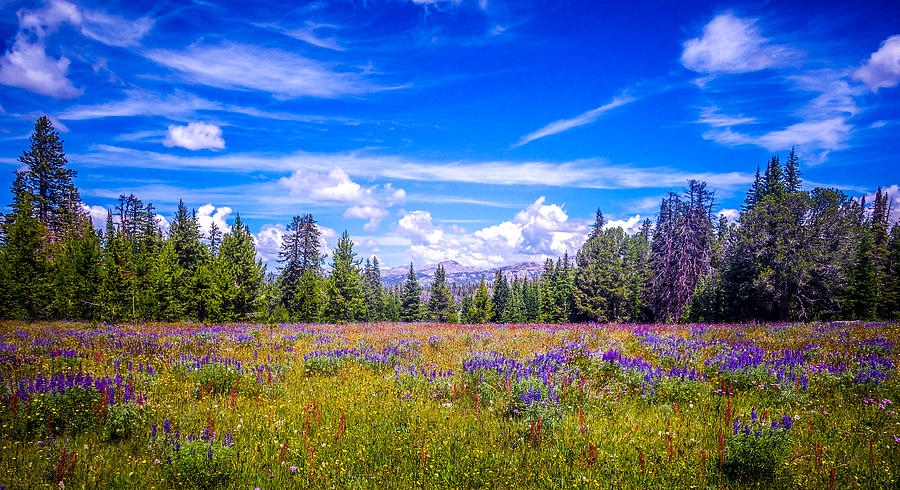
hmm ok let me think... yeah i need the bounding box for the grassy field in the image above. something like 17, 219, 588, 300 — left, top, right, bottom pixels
1, 321, 898, 488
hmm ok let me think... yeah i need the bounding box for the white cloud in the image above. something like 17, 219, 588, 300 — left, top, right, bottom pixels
80, 203, 108, 230
605, 214, 643, 234
0, 33, 82, 98
145, 42, 377, 99
74, 145, 754, 190
757, 118, 851, 153
719, 208, 740, 223
853, 35, 900, 92
80, 10, 154, 47
704, 117, 852, 157
257, 21, 345, 51
397, 197, 593, 268
279, 167, 371, 204
384, 183, 406, 206
17, 0, 81, 37
699, 69, 861, 161
698, 106, 756, 127
0, 1, 153, 98
397, 210, 444, 245
163, 122, 225, 151
254, 224, 284, 262
344, 206, 389, 232
515, 94, 635, 147
58, 89, 352, 123
195, 204, 232, 236
155, 214, 170, 234
681, 13, 797, 74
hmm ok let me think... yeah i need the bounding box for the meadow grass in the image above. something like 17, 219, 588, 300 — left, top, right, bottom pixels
1, 321, 898, 488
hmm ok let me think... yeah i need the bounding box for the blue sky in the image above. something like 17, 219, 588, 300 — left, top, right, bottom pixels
1, 0, 898, 268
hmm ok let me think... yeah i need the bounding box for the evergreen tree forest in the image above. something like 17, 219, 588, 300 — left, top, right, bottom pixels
1, 117, 898, 324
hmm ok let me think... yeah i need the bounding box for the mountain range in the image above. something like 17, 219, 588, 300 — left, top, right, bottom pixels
381, 261, 544, 287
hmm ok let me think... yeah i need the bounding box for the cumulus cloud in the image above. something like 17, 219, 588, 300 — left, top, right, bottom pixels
195, 204, 232, 236
254, 224, 284, 262
853, 35, 900, 92
155, 213, 170, 235
719, 208, 741, 223
279, 167, 370, 204
397, 210, 445, 246
145, 42, 378, 99
277, 168, 405, 230
80, 203, 108, 230
163, 122, 225, 151
344, 206, 389, 232
681, 13, 797, 74
396, 197, 596, 268
514, 94, 635, 147
605, 214, 644, 234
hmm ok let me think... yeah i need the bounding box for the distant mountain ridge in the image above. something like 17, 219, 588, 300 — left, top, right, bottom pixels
381, 260, 544, 287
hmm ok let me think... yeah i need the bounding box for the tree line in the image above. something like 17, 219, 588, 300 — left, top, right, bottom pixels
1, 117, 897, 323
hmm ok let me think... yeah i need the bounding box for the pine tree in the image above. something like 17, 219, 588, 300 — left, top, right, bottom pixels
574, 209, 628, 322
17, 116, 84, 241
362, 257, 386, 321
146, 240, 182, 320
846, 229, 878, 320
208, 222, 223, 256
762, 156, 786, 198
279, 214, 323, 312
784, 147, 802, 193
51, 220, 101, 320
400, 263, 424, 322
743, 167, 763, 212
0, 191, 49, 318
323, 231, 364, 323
100, 211, 133, 321
470, 276, 493, 323
648, 181, 714, 322
295, 269, 322, 323
427, 264, 456, 322
490, 268, 509, 322
211, 215, 265, 321
501, 278, 525, 323
521, 278, 541, 321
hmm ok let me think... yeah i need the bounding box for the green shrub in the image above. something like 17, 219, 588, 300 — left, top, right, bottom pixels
164, 439, 236, 489
723, 412, 793, 480
102, 402, 144, 442
190, 363, 242, 397
304, 354, 343, 375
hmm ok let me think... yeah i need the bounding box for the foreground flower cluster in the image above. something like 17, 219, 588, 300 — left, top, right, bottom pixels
1, 321, 899, 488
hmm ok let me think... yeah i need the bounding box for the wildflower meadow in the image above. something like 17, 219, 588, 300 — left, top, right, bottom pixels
1, 321, 898, 488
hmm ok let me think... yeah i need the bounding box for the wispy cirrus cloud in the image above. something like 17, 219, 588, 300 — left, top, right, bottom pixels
0, 0, 154, 98
57, 89, 356, 124
513, 94, 635, 147
144, 42, 384, 99
72, 144, 753, 190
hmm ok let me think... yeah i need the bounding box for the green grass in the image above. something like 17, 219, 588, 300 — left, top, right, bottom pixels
1, 321, 898, 488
